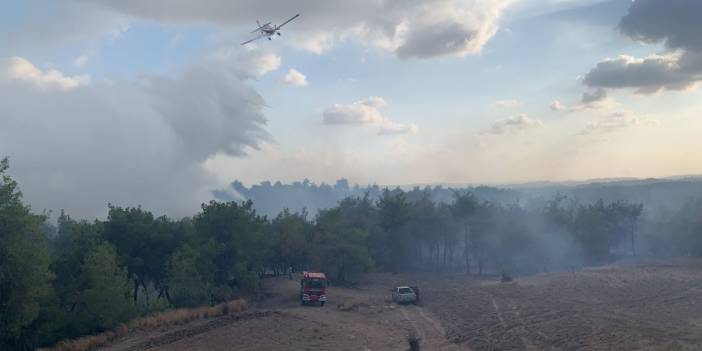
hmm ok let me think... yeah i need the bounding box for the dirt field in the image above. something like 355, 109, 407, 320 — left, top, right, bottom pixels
100, 259, 702, 350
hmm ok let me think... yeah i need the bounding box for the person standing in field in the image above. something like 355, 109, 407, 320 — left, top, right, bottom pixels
288, 266, 293, 280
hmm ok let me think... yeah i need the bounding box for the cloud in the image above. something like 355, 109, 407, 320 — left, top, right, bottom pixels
80, 0, 514, 59
0, 1, 130, 56
2, 56, 90, 90
211, 46, 281, 76
73, 55, 90, 67
282, 68, 308, 87
487, 114, 543, 134
550, 100, 567, 112
394, 0, 513, 59
619, 0, 702, 52
583, 52, 702, 94
378, 121, 419, 136
550, 88, 612, 113
580, 111, 660, 135
581, 88, 607, 104
582, 0, 702, 94
0, 52, 270, 218
322, 97, 416, 135
323, 97, 386, 125
291, 32, 336, 55
494, 99, 522, 108
73, 50, 98, 67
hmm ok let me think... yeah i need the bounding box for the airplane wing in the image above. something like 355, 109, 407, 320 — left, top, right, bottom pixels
241, 33, 266, 45
277, 14, 300, 29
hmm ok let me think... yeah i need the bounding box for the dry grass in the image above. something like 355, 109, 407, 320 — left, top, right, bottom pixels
40, 299, 248, 351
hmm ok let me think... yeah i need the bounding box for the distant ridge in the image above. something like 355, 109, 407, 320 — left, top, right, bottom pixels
216, 175, 702, 218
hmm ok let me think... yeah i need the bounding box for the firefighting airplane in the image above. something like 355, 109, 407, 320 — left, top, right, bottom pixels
241, 14, 300, 45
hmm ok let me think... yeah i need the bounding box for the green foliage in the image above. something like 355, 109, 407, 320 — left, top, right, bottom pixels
268, 209, 314, 272
32, 233, 135, 346
0, 158, 52, 348
104, 206, 185, 303
76, 243, 135, 331
376, 189, 413, 272
195, 201, 267, 297
164, 244, 213, 307
314, 202, 373, 282
450, 191, 479, 274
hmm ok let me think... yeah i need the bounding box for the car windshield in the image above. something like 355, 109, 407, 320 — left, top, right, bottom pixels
305, 278, 325, 289
398, 287, 413, 294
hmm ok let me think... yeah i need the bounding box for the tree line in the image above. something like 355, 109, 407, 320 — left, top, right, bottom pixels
2, 157, 701, 349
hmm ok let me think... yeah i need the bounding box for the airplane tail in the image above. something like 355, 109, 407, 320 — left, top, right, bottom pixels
251, 20, 262, 33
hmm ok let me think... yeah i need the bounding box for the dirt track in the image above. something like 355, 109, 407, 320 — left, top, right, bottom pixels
100, 260, 702, 351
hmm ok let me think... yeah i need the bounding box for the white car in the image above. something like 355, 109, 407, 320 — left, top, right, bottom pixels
392, 286, 417, 304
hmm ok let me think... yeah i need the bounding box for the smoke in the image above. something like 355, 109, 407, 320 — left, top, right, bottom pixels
0, 49, 276, 218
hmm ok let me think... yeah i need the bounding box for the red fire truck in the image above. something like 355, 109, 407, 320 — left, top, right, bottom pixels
300, 271, 327, 306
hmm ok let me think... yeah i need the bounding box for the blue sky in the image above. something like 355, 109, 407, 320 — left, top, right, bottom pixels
2, 0, 702, 217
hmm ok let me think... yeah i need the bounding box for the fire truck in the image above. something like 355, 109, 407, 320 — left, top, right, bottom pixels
300, 271, 327, 306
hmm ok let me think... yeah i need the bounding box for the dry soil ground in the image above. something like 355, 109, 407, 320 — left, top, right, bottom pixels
100, 259, 702, 351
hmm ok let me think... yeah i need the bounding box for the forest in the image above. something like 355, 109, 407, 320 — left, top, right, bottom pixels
216, 176, 702, 219
3, 157, 702, 349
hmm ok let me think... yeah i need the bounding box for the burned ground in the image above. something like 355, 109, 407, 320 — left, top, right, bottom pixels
100, 260, 702, 351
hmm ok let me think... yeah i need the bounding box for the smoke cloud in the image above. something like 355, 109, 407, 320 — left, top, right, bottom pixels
0, 49, 275, 218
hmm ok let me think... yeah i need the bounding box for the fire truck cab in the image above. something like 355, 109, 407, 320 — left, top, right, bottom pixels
300, 271, 327, 306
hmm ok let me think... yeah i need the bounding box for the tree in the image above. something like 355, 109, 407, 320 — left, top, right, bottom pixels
573, 199, 622, 264
75, 243, 135, 332
34, 214, 106, 346
628, 204, 644, 256
103, 206, 184, 304
103, 206, 156, 303
0, 157, 52, 348
376, 189, 412, 272
313, 200, 373, 282
50, 216, 104, 313
194, 201, 267, 296
668, 199, 702, 256
164, 244, 213, 307
614, 202, 643, 256
450, 192, 478, 274
492, 204, 535, 274
408, 190, 439, 269
469, 201, 498, 276
435, 203, 458, 270
268, 209, 313, 274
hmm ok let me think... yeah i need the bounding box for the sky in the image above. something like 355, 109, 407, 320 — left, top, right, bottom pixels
2, 0, 702, 218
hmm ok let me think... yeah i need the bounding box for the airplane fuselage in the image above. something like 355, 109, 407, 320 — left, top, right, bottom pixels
261, 25, 276, 35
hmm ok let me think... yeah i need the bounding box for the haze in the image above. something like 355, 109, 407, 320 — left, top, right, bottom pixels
2, 0, 701, 218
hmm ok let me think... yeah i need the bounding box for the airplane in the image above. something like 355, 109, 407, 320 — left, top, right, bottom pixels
241, 14, 300, 45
